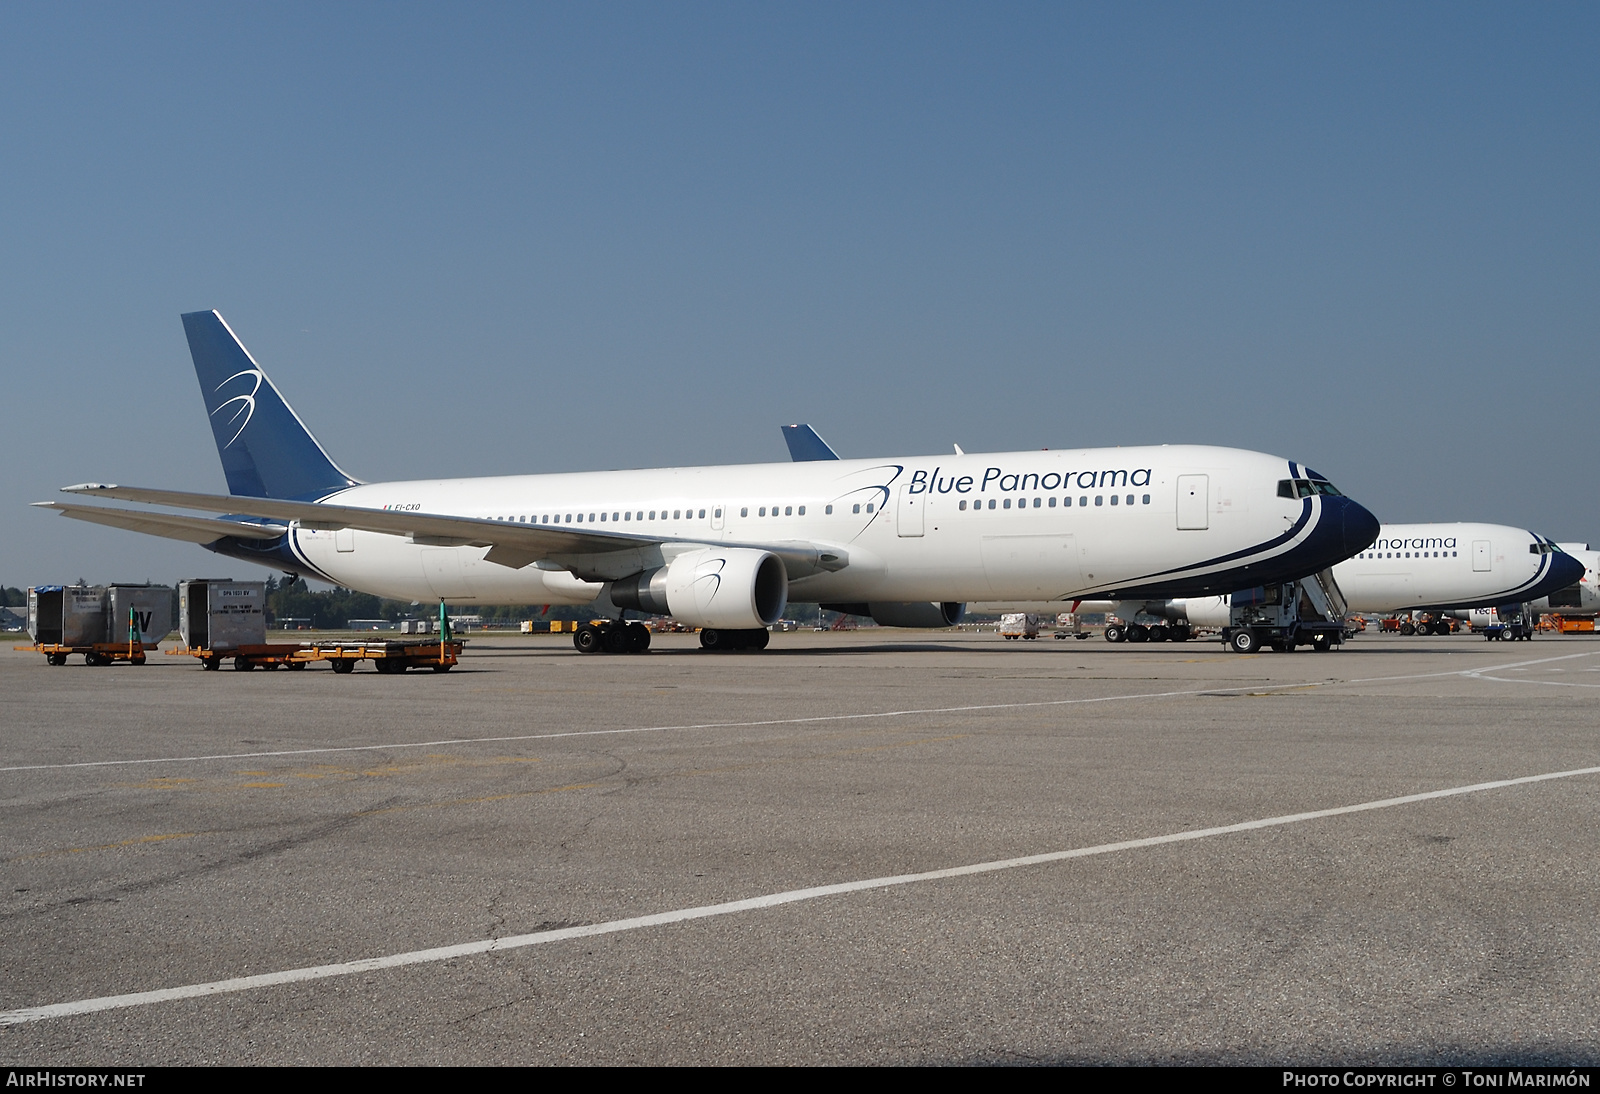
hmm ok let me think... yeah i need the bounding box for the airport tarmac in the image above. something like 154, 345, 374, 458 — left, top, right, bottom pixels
2, 630, 1598, 1065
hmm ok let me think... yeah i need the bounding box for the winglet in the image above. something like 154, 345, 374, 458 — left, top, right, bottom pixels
781, 424, 841, 462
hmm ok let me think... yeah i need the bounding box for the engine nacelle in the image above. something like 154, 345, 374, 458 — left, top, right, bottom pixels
1166, 596, 1232, 628
821, 601, 966, 628
611, 547, 787, 630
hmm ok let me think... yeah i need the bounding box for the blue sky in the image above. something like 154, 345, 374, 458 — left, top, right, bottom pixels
3, 3, 1596, 588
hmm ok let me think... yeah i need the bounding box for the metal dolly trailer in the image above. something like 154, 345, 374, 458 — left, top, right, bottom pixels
16, 641, 157, 666
168, 638, 464, 673
306, 639, 464, 674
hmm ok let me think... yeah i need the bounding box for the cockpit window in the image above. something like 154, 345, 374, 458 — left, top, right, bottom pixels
1277, 478, 1344, 499
1531, 542, 1561, 554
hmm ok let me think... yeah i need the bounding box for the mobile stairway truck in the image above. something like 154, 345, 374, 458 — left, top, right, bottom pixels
1223, 568, 1349, 654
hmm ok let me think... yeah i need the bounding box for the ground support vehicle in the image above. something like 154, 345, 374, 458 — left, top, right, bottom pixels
1472, 605, 1537, 642
1223, 570, 1349, 654
17, 641, 156, 666
1053, 612, 1091, 640
168, 638, 464, 672
1000, 613, 1041, 640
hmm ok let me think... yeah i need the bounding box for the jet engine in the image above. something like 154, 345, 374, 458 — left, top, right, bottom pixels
610, 547, 787, 630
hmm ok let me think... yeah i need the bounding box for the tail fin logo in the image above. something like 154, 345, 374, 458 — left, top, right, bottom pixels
211, 368, 265, 447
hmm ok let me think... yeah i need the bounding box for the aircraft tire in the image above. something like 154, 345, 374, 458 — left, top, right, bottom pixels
1149, 625, 1169, 642
1104, 625, 1124, 643
1127, 625, 1149, 643
602, 624, 630, 654
627, 622, 651, 653
746, 627, 769, 651
700, 628, 727, 650
574, 623, 603, 654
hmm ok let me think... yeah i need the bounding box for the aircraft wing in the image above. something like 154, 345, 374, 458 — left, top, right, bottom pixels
33, 501, 290, 545
51, 484, 848, 579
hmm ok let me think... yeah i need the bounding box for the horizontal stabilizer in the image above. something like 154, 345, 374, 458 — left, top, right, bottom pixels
781, 424, 841, 462
33, 502, 289, 545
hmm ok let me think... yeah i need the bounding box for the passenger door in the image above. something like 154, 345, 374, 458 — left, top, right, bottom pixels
897, 483, 925, 537
1473, 540, 1492, 572
1176, 475, 1208, 530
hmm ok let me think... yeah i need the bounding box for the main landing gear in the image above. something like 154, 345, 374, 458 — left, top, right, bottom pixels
1104, 623, 1192, 643
698, 628, 769, 652
573, 620, 652, 654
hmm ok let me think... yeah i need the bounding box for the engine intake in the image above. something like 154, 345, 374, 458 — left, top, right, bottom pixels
612, 548, 787, 630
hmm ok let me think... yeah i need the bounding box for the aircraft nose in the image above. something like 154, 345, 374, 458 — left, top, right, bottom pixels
1548, 550, 1586, 591
1336, 496, 1381, 558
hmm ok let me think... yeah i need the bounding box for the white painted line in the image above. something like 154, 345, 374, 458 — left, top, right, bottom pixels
4, 650, 1596, 774
4, 761, 1598, 1028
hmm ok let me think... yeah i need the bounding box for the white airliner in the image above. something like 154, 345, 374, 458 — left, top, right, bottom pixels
1084, 523, 1584, 640
35, 310, 1381, 652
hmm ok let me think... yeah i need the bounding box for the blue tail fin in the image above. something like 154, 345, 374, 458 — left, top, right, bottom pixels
182, 310, 360, 499
782, 423, 841, 462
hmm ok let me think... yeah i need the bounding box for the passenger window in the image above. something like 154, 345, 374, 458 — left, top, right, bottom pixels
1110, 495, 1118, 506
1126, 495, 1134, 505
853, 504, 860, 514
797, 506, 805, 516
674, 510, 681, 519
599, 513, 606, 522
1079, 497, 1087, 506
1095, 496, 1103, 506
989, 499, 997, 509
714, 508, 721, 518
1048, 497, 1056, 507
740, 508, 748, 517
785, 506, 792, 516
959, 500, 967, 510
1003, 499, 1011, 509
699, 509, 706, 518
1142, 494, 1150, 504
866, 503, 875, 513
759, 507, 766, 517
1034, 498, 1041, 508
1063, 497, 1071, 507
825, 504, 832, 515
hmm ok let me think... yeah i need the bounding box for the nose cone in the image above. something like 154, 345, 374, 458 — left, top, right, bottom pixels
1335, 496, 1381, 559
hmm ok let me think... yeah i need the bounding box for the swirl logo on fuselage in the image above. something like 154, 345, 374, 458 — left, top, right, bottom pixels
212, 368, 265, 448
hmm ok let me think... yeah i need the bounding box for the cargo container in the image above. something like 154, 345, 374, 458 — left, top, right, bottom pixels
179, 579, 266, 651
28, 585, 106, 646
107, 584, 174, 645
